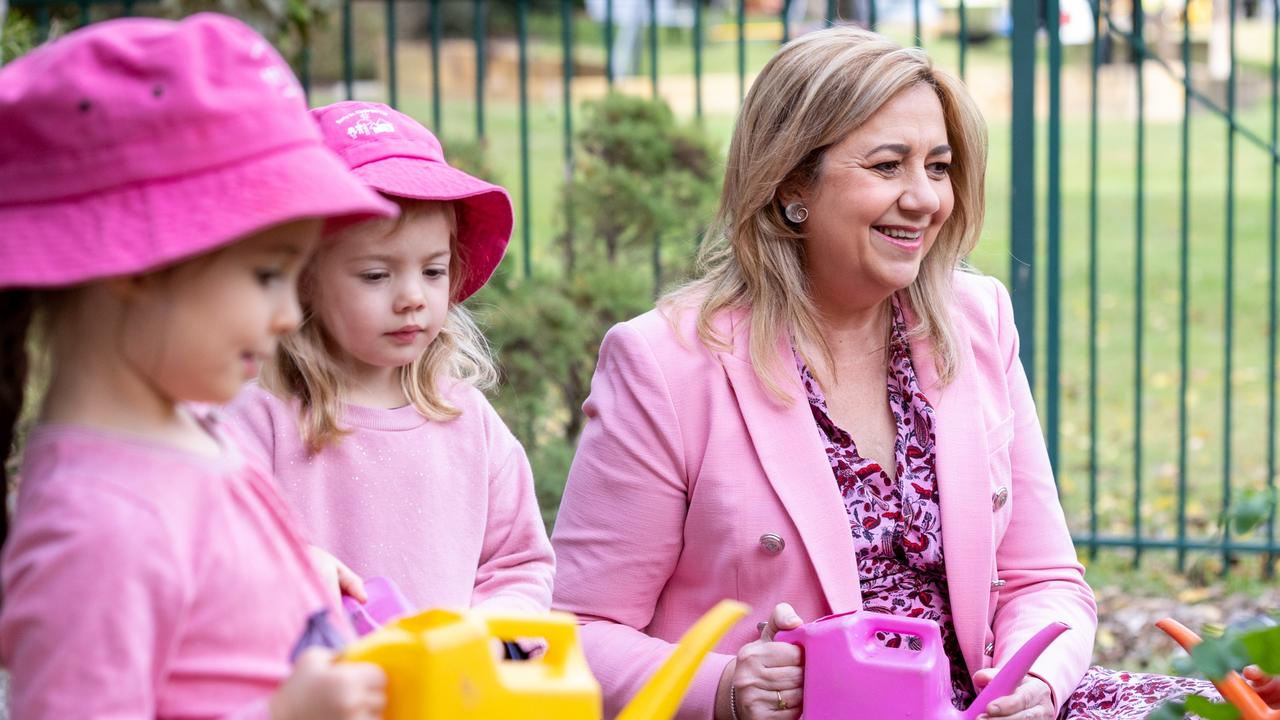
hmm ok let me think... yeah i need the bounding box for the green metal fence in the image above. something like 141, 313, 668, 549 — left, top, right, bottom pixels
8, 0, 1280, 576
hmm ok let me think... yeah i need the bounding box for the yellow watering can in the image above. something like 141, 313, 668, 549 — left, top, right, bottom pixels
342, 599, 749, 720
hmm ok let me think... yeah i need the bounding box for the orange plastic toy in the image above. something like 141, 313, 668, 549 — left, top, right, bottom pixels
1156, 617, 1279, 720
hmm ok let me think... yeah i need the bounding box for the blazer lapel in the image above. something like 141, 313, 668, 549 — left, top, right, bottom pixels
904, 298, 993, 675
715, 312, 862, 614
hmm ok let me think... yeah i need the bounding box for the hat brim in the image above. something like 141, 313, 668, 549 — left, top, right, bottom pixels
352, 156, 513, 300
0, 141, 397, 288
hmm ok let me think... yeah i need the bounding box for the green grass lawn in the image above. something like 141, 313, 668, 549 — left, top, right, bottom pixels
312, 14, 1280, 574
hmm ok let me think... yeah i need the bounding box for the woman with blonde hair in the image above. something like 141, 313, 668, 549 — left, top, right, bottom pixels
551, 25, 1228, 720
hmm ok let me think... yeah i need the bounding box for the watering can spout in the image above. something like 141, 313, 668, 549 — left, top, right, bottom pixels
960, 622, 1071, 720
616, 600, 749, 720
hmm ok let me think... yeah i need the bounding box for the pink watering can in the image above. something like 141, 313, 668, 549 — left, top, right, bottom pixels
342, 576, 413, 636
775, 611, 1069, 719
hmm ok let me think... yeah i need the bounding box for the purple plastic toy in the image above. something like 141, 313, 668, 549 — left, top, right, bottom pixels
342, 576, 413, 636
775, 611, 1069, 720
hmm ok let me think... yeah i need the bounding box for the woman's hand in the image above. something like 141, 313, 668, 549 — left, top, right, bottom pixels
971, 670, 1054, 720
716, 603, 805, 719
269, 648, 386, 720
1243, 665, 1280, 708
308, 546, 367, 607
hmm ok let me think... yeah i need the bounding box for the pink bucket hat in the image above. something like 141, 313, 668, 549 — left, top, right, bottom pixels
311, 101, 513, 301
0, 13, 397, 289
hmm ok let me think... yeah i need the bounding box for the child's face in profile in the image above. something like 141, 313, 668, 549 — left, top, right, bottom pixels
119, 219, 320, 404
309, 205, 453, 385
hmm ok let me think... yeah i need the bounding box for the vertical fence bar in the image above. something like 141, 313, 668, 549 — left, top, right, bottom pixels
123, 0, 135, 17
1132, 0, 1146, 567
694, 0, 703, 118
299, 40, 313, 103
1047, 0, 1062, 477
958, 0, 967, 81
519, 0, 531, 279
78, 0, 90, 27
342, 0, 354, 100
1177, 0, 1192, 571
1224, 0, 1238, 573
605, 0, 615, 86
738, 0, 746, 103
1087, 0, 1103, 559
385, 0, 398, 108
913, 0, 922, 45
430, 0, 442, 132
782, 0, 791, 44
1010, 0, 1037, 392
649, 0, 658, 99
650, 0, 660, 286
869, 0, 877, 32
562, 0, 575, 248
1269, 0, 1280, 577
826, 0, 836, 27
32, 0, 48, 43
475, 0, 487, 140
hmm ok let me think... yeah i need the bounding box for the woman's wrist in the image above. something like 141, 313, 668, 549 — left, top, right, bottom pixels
714, 658, 737, 720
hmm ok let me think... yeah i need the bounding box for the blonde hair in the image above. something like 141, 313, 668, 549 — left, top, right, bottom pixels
664, 26, 987, 399
264, 197, 498, 452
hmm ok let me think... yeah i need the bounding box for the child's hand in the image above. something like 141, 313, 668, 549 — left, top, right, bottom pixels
1243, 665, 1280, 708
308, 546, 367, 605
269, 648, 386, 720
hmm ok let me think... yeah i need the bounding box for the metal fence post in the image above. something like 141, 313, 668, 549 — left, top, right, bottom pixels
1010, 0, 1037, 393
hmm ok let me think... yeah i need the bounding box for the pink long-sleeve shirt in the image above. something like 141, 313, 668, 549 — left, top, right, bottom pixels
227, 381, 554, 614
0, 415, 335, 719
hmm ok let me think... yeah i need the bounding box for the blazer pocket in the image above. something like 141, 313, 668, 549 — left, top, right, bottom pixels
985, 412, 1015, 457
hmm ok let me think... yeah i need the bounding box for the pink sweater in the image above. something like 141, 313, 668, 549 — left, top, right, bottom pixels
227, 381, 554, 614
0, 415, 335, 719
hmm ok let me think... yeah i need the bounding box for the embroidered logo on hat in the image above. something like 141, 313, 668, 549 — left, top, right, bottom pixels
336, 108, 398, 139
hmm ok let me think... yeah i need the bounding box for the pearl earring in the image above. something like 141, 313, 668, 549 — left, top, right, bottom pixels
785, 202, 809, 224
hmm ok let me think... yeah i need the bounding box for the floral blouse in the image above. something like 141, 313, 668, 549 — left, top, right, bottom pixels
795, 297, 976, 709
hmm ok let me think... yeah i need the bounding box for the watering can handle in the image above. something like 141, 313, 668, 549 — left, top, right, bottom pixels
849, 613, 941, 653
483, 612, 582, 670
1156, 618, 1277, 720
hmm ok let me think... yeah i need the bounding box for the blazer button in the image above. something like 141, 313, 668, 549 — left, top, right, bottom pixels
992, 486, 1009, 511
990, 579, 1006, 589
759, 533, 786, 555
984, 642, 995, 656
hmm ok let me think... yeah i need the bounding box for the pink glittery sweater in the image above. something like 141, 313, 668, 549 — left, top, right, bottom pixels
227, 381, 554, 614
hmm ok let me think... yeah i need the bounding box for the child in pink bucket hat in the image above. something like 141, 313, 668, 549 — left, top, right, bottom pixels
228, 102, 555, 627
0, 14, 396, 719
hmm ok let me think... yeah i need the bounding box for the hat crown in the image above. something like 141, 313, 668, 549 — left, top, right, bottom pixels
0, 13, 317, 204
312, 101, 448, 170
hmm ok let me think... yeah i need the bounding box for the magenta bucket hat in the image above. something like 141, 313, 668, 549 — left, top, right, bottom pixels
0, 13, 397, 290
311, 101, 513, 301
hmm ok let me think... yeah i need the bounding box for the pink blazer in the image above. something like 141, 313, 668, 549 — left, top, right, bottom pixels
551, 272, 1097, 720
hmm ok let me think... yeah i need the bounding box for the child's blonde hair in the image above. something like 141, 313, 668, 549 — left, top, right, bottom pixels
263, 197, 498, 452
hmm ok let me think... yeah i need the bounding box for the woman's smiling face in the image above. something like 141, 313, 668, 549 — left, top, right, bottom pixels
794, 83, 955, 311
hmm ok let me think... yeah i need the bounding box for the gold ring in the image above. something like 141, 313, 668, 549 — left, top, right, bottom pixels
776, 690, 788, 711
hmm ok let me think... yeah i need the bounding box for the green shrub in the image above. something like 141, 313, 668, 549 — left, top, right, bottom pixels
469, 92, 721, 528
2, 9, 39, 65
560, 91, 720, 278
